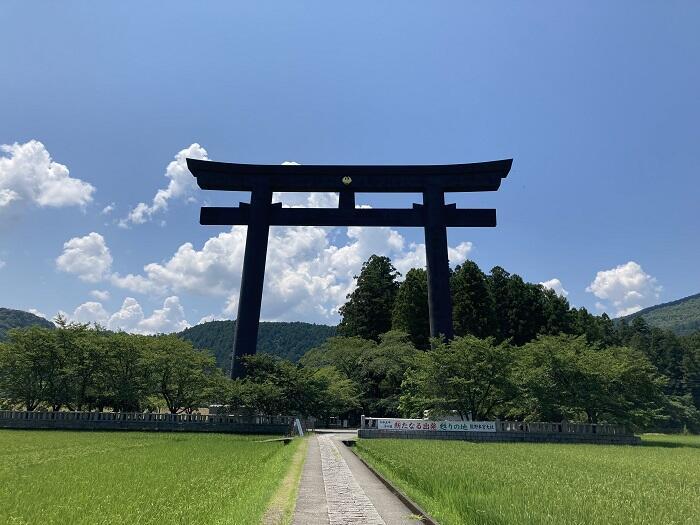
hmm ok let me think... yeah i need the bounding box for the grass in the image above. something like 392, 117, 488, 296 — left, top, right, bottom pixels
355, 434, 700, 525
262, 436, 309, 525
0, 430, 302, 525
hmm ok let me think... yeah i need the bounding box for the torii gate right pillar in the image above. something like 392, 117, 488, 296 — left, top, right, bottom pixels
423, 187, 454, 341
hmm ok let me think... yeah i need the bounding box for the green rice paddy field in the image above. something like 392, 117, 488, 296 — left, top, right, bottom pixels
0, 430, 300, 525
355, 434, 700, 525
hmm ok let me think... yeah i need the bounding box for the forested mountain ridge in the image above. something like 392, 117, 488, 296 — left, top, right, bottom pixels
178, 320, 336, 369
1, 308, 337, 368
0, 308, 54, 340
621, 293, 700, 336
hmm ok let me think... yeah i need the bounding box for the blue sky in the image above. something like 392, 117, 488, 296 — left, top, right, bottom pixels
1, 2, 698, 332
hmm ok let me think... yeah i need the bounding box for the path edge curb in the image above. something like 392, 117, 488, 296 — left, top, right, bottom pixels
343, 441, 439, 525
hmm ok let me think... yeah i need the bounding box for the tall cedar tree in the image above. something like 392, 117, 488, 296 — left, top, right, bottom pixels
338, 255, 400, 341
540, 288, 574, 335
451, 261, 496, 338
681, 333, 700, 410
619, 316, 687, 396
487, 266, 550, 345
391, 268, 430, 349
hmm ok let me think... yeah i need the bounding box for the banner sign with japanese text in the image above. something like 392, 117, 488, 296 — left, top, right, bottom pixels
374, 418, 496, 432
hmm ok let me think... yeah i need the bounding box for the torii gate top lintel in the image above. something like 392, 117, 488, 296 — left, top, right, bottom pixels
187, 158, 512, 193
188, 158, 513, 378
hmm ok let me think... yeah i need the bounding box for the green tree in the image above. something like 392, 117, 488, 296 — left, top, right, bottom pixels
103, 333, 150, 412
300, 336, 376, 379
451, 260, 495, 339
681, 333, 700, 410
50, 317, 108, 411
619, 317, 688, 399
539, 287, 573, 336
400, 335, 512, 420
392, 268, 430, 349
571, 308, 619, 346
302, 331, 418, 417
0, 327, 56, 410
512, 335, 667, 428
357, 331, 419, 416
242, 354, 315, 416
338, 255, 400, 340
62, 325, 111, 411
312, 366, 361, 420
144, 335, 219, 413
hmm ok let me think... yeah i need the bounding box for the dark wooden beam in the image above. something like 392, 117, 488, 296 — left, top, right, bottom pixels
338, 189, 355, 210
188, 158, 512, 193
200, 206, 496, 228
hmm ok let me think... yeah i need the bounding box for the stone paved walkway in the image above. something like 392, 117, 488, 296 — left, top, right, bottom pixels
318, 434, 386, 525
293, 433, 418, 525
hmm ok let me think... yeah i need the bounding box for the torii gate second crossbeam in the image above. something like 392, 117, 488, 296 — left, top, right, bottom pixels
187, 159, 512, 378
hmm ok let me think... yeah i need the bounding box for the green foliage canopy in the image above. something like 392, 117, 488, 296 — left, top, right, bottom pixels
400, 335, 512, 420
0, 323, 221, 414
511, 335, 667, 428
391, 268, 430, 349
338, 255, 400, 341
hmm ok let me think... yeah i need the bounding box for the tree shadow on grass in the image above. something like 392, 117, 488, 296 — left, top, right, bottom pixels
639, 437, 700, 450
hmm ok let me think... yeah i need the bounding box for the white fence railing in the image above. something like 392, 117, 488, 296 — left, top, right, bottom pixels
0, 410, 295, 426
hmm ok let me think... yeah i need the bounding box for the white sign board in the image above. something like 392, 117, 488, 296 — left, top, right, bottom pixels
294, 418, 304, 437
374, 418, 496, 433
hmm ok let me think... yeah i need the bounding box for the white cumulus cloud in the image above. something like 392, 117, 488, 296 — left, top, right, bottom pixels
540, 278, 569, 297
89, 289, 110, 301
137, 296, 190, 334
56, 232, 113, 283
107, 296, 190, 334
0, 258, 5, 270
103, 223, 474, 323
109, 272, 167, 296
106, 297, 144, 331
0, 140, 94, 211
67, 296, 190, 334
120, 143, 208, 227
393, 241, 472, 275
72, 301, 110, 325
586, 261, 661, 317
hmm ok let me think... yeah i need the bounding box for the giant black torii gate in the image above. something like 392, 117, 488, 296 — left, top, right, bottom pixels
187, 158, 512, 378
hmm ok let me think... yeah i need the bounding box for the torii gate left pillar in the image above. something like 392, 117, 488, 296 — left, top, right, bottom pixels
232, 185, 272, 376
187, 159, 512, 378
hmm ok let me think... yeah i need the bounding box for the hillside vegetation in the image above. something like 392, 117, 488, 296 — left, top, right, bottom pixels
178, 320, 336, 368
1, 254, 699, 430
623, 293, 700, 336
0, 308, 54, 341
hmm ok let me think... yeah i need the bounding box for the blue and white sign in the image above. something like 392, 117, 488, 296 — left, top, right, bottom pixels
375, 418, 496, 432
